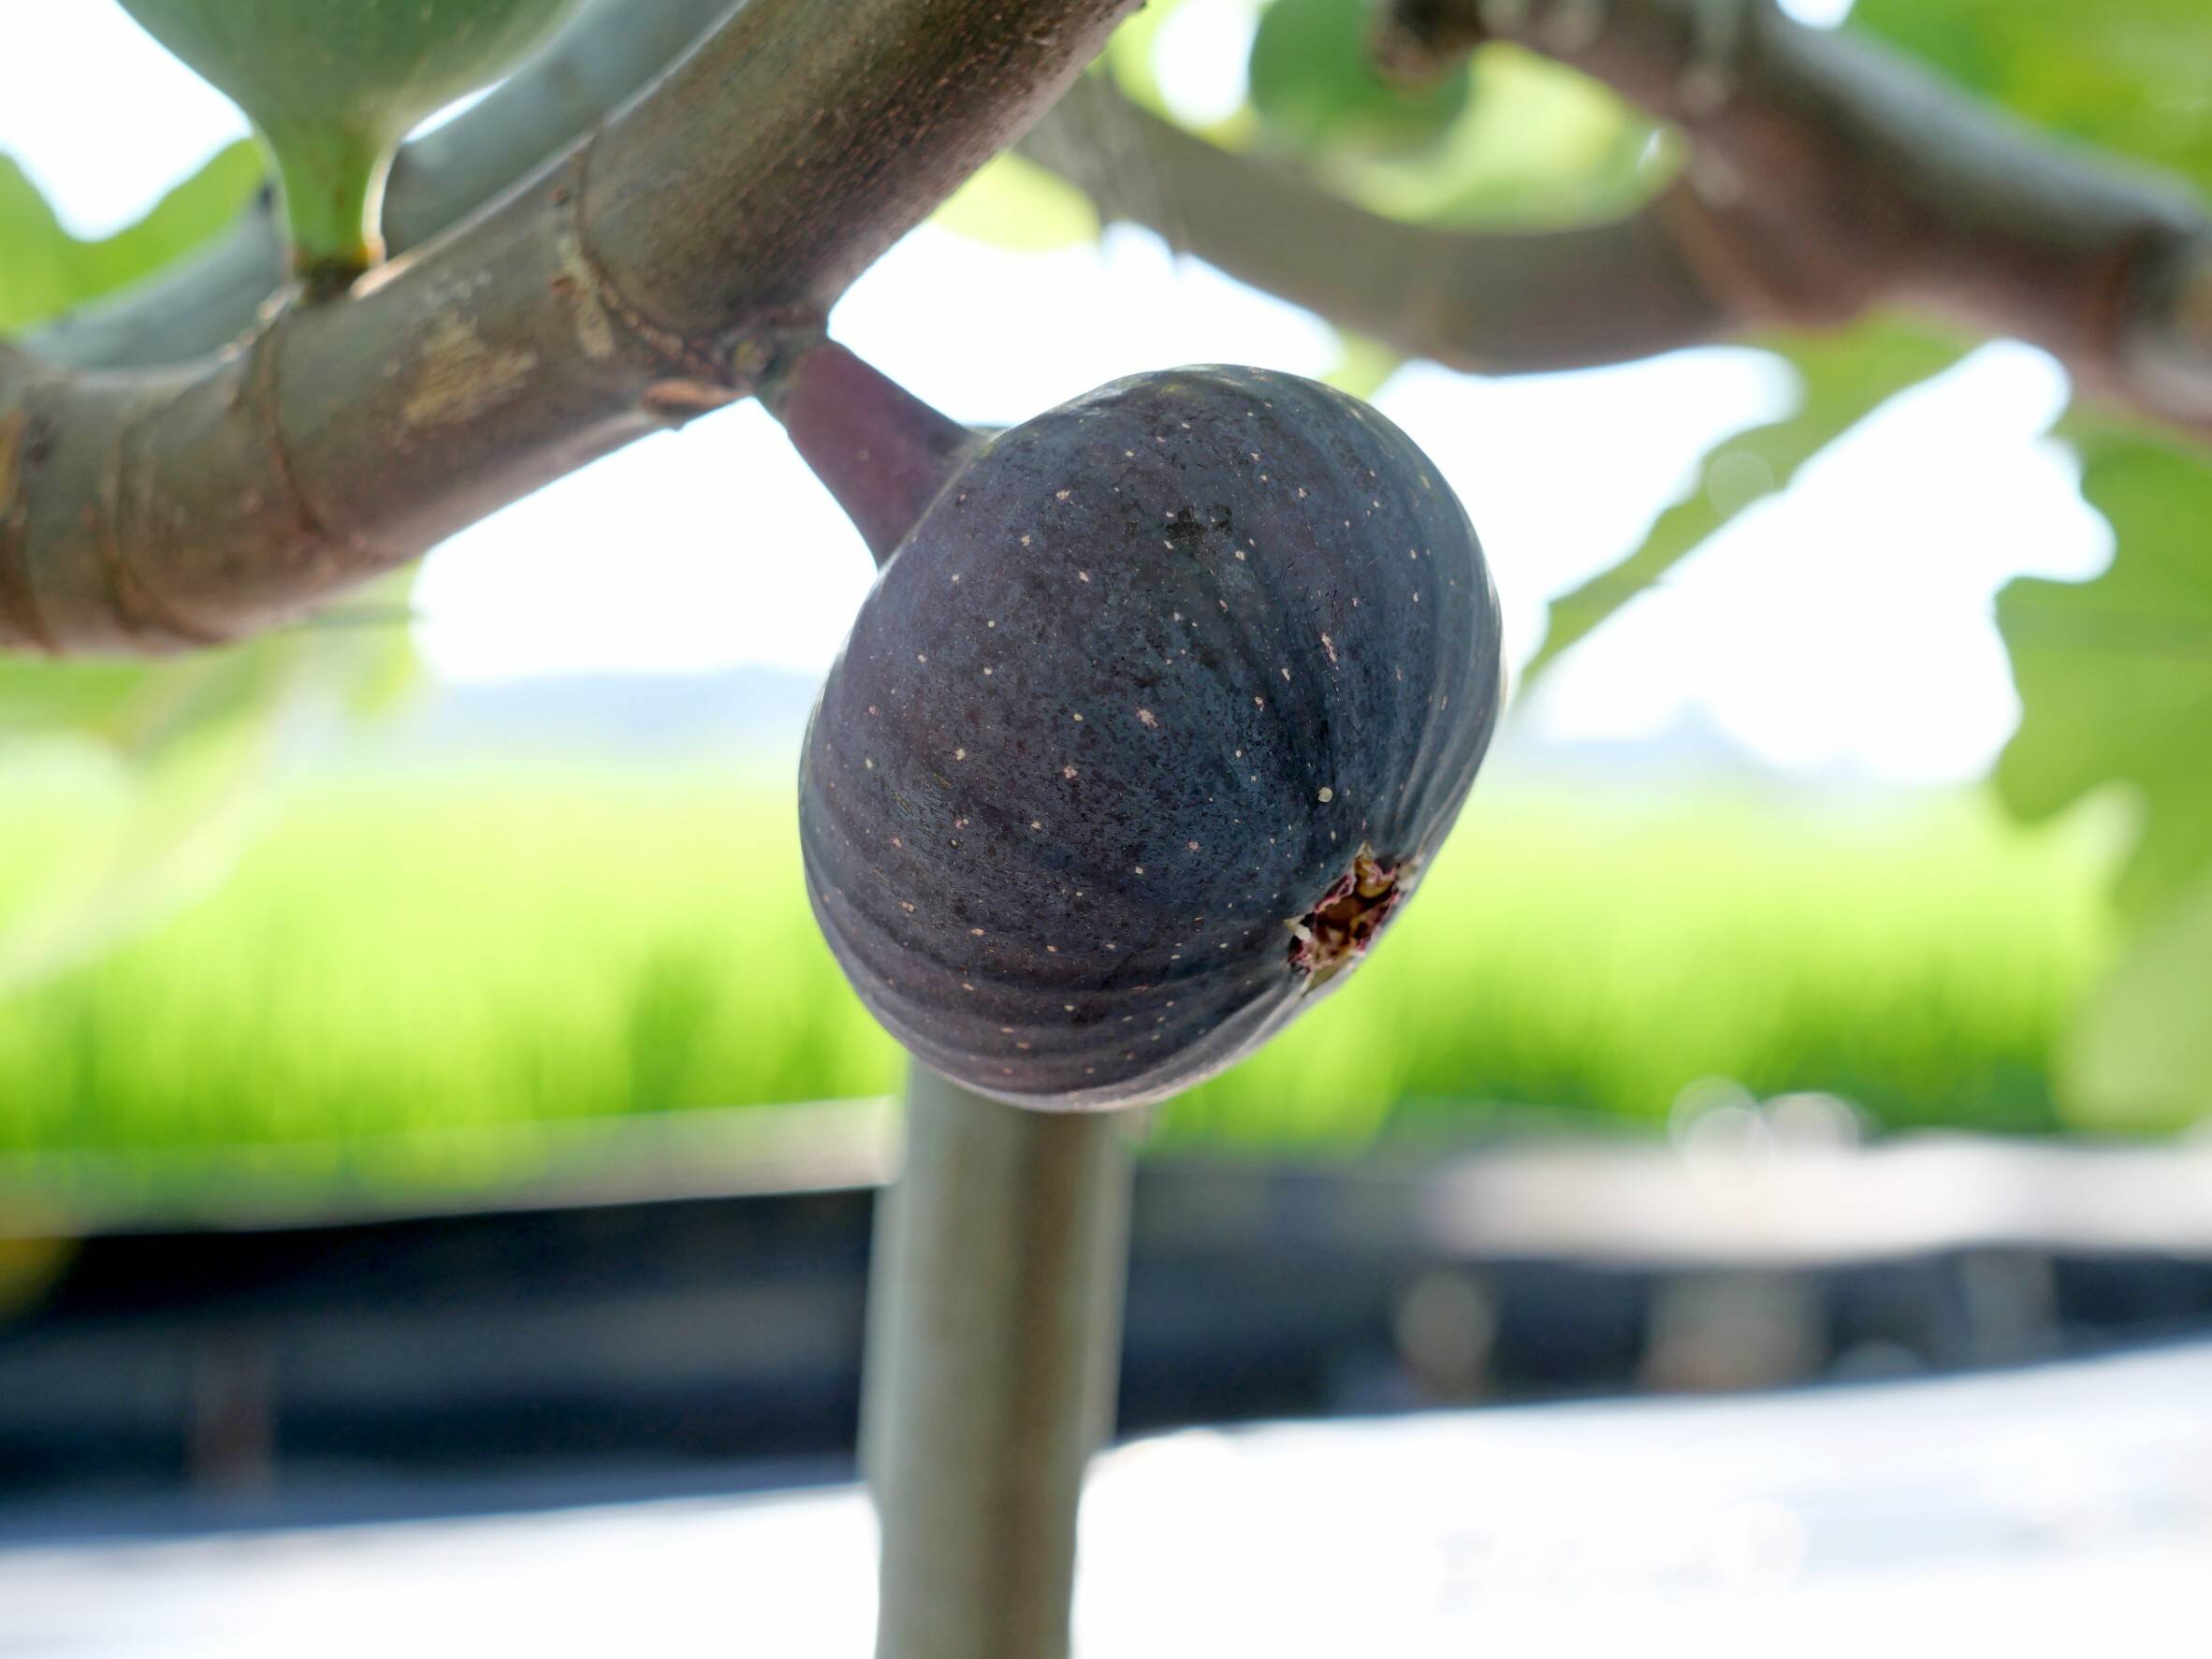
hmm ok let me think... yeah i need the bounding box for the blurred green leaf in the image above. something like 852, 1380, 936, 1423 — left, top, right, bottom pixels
1248, 0, 1469, 160
1401, 45, 1655, 226
0, 161, 74, 331
0, 582, 416, 990
0, 654, 157, 743
1996, 418, 2212, 919
1100, 7, 1653, 238
0, 684, 282, 991
2059, 861, 2212, 1130
1523, 322, 1964, 685
1852, 0, 2212, 193
1101, 0, 1186, 115
1322, 330, 1401, 400
0, 140, 265, 334
932, 152, 1099, 251
1846, 0, 2212, 1132
0, 127, 409, 983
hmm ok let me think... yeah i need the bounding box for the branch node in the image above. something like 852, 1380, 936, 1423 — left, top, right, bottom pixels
639, 379, 745, 424
107, 371, 239, 648
562, 144, 739, 389
247, 318, 352, 577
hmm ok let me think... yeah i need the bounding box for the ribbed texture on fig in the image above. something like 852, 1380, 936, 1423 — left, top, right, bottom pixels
801, 366, 1502, 1111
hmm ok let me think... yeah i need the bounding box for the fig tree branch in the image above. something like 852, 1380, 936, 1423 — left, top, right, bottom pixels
50, 0, 2212, 408
1377, 0, 2212, 437
0, 0, 1136, 655
1020, 79, 1729, 374
33, 0, 740, 371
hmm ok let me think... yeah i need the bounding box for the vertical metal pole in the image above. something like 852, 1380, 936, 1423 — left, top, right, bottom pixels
863, 1061, 1134, 1659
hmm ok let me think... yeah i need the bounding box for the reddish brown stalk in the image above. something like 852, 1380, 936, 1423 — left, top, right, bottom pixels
764, 342, 979, 568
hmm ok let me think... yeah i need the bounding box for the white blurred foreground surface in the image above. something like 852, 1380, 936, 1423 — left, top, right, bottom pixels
4, 1343, 2205, 1656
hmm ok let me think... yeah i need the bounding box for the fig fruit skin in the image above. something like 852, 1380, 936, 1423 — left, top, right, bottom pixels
801, 365, 1503, 1112
119, 0, 583, 283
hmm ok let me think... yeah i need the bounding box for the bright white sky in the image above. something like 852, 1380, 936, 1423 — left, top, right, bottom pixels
1, 0, 2109, 785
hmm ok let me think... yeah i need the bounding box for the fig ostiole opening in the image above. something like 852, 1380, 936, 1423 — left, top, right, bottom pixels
1288, 845, 1413, 988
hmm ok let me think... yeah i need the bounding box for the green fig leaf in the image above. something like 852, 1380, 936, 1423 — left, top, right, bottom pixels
932, 153, 1100, 251
1851, 0, 2212, 195
1322, 330, 1402, 400
2059, 863, 2212, 1131
1248, 0, 1470, 160
0, 142, 267, 334
1522, 322, 1964, 686
1995, 417, 2212, 920
0, 582, 417, 990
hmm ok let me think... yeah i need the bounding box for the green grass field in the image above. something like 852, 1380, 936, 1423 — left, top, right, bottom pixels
0, 761, 2122, 1195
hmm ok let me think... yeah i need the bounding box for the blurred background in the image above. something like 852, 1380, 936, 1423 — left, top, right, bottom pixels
2, 0, 2210, 1651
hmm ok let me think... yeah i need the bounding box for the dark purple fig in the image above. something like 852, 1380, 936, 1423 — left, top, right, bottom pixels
798, 362, 1503, 1111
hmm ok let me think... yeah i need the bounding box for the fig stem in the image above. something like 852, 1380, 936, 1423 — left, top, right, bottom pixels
764, 340, 980, 566
263, 122, 394, 294
863, 1062, 1133, 1659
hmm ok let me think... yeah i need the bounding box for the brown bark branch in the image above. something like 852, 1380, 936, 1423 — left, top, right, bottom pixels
1379, 0, 2212, 436
1021, 79, 1728, 374
0, 0, 1137, 655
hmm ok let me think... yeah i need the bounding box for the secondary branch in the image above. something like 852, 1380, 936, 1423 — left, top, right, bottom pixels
1021, 79, 1728, 374
1378, 0, 2212, 435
